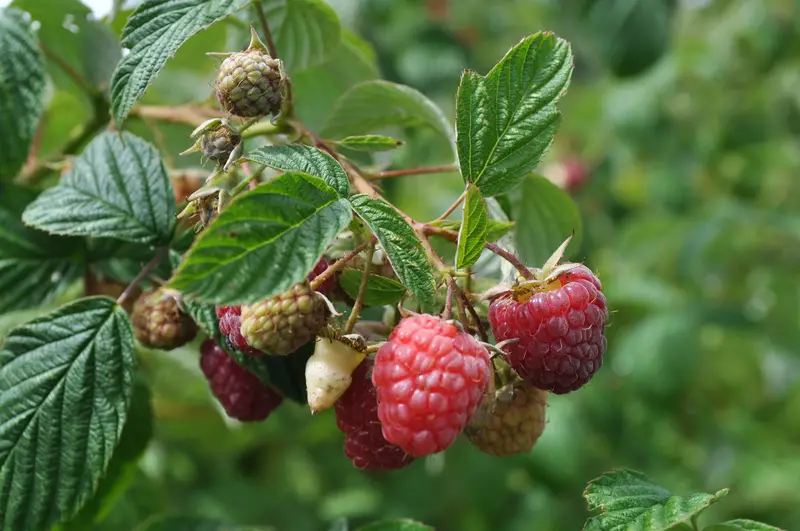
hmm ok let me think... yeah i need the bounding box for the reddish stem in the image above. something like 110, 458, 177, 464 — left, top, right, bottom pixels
370, 164, 457, 180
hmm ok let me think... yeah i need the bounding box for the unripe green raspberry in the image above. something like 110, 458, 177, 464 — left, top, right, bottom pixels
464, 381, 548, 457
200, 125, 241, 164
215, 28, 285, 118
132, 289, 197, 351
240, 282, 328, 355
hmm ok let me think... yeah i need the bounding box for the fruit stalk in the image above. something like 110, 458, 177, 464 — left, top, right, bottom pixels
116, 247, 168, 307
344, 243, 375, 333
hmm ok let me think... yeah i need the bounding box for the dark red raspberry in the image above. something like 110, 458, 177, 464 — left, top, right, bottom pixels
488, 264, 608, 394
372, 314, 491, 457
335, 360, 414, 470
199, 339, 283, 421
216, 305, 263, 356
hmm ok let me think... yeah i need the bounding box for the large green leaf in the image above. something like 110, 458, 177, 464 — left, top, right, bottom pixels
349, 195, 437, 312
0, 183, 82, 313
22, 132, 176, 245
241, 144, 350, 197
356, 520, 433, 531
321, 80, 453, 144
339, 268, 407, 306
260, 0, 341, 73
455, 182, 488, 269
0, 297, 135, 531
456, 32, 573, 196
110, 0, 249, 125
10, 0, 121, 92
583, 469, 728, 531
704, 520, 784, 531
171, 172, 351, 304
511, 173, 582, 266
60, 381, 153, 530
0, 8, 45, 179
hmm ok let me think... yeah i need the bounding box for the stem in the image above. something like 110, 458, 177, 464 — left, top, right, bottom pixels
131, 105, 227, 126
344, 243, 375, 333
453, 283, 469, 330
116, 248, 168, 306
485, 242, 533, 279
241, 121, 280, 138
369, 164, 457, 180
434, 190, 466, 222
238, 116, 261, 133
41, 44, 97, 97
254, 2, 279, 58
310, 239, 373, 291
230, 164, 265, 196
690, 515, 700, 531
442, 279, 455, 320
460, 289, 488, 341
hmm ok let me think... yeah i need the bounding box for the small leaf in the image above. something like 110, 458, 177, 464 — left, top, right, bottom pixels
260, 0, 341, 73
110, 0, 249, 125
356, 520, 434, 531
22, 132, 176, 245
456, 32, 573, 196
583, 468, 729, 531
0, 7, 45, 179
0, 183, 82, 313
61, 380, 153, 530
0, 297, 135, 531
349, 195, 437, 312
704, 520, 785, 531
339, 268, 407, 306
455, 182, 489, 269
336, 135, 402, 152
322, 80, 453, 144
511, 173, 582, 266
171, 172, 351, 304
242, 144, 350, 197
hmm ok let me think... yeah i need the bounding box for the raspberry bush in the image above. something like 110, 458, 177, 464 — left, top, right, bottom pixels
0, 1, 790, 531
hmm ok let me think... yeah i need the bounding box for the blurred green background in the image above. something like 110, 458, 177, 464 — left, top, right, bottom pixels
5, 0, 800, 529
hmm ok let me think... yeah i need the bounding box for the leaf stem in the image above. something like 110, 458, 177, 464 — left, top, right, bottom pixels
369, 164, 457, 180
460, 288, 488, 341
253, 1, 279, 58
131, 105, 227, 126
442, 279, 455, 320
116, 248, 168, 307
310, 239, 374, 291
344, 243, 375, 333
434, 189, 467, 222
230, 164, 265, 196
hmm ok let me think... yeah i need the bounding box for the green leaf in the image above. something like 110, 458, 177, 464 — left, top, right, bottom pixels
110, 0, 249, 125
61, 380, 153, 530
321, 80, 453, 144
349, 195, 437, 312
704, 520, 785, 531
241, 144, 350, 197
171, 172, 351, 304
0, 183, 82, 313
22, 132, 176, 245
140, 515, 270, 531
356, 520, 433, 531
0, 8, 45, 179
0, 296, 135, 531
511, 173, 581, 266
336, 135, 403, 152
260, 0, 341, 73
339, 268, 407, 306
456, 32, 573, 197
455, 182, 489, 269
583, 469, 729, 531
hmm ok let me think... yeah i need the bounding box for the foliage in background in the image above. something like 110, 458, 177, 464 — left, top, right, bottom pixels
0, 0, 798, 530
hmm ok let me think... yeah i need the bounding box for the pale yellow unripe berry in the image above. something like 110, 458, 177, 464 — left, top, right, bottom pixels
305, 337, 366, 413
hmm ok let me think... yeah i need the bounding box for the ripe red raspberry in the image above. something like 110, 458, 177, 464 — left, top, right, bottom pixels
372, 314, 491, 457
488, 264, 608, 394
199, 339, 283, 421
335, 360, 413, 470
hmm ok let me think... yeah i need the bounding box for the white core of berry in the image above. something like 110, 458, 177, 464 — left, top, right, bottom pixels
305, 337, 365, 413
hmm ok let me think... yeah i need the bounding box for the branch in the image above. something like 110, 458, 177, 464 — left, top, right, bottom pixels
434, 189, 466, 222
116, 248, 168, 307
310, 239, 374, 291
41, 44, 97, 97
344, 243, 375, 333
369, 164, 457, 180
253, 2, 279, 58
131, 105, 227, 126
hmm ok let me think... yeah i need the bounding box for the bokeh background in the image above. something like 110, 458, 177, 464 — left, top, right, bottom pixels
3, 0, 799, 530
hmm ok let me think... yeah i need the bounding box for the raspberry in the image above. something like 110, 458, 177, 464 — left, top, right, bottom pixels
488, 263, 608, 394
216, 305, 263, 356
240, 281, 328, 355
465, 381, 548, 457
215, 29, 284, 118
199, 125, 241, 165
199, 339, 283, 421
131, 289, 197, 350
308, 257, 334, 295
335, 360, 413, 470
372, 314, 491, 457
